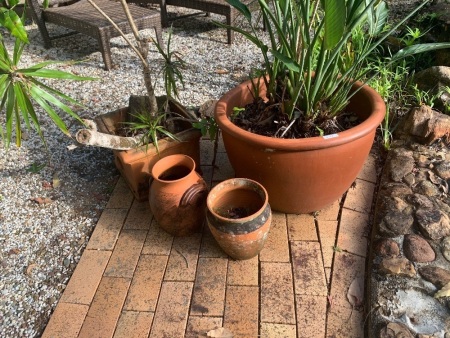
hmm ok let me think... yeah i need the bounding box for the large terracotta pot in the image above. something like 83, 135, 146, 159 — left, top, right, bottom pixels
214, 79, 386, 213
150, 154, 208, 236
206, 178, 271, 260
95, 97, 201, 201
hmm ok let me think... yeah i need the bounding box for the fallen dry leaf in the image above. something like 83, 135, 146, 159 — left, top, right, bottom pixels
31, 197, 53, 205
207, 327, 234, 338
435, 281, 450, 298
26, 263, 37, 276
216, 69, 229, 75
53, 173, 61, 188
347, 277, 364, 307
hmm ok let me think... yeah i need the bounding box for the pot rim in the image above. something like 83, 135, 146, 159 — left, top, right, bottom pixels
206, 178, 269, 223
151, 154, 196, 183
214, 79, 386, 151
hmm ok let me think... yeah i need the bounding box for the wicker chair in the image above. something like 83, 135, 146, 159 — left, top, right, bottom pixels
26, 0, 163, 70
129, 0, 258, 44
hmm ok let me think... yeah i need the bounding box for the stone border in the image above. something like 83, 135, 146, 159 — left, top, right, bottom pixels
367, 106, 450, 337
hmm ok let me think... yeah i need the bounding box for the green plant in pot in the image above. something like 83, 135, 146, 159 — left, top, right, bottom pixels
0, 0, 94, 148
214, 0, 450, 213
74, 1, 202, 201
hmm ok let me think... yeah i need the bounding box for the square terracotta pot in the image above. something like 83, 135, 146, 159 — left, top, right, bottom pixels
94, 100, 202, 201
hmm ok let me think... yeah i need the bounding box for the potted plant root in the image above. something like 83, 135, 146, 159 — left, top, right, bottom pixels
215, 0, 450, 213
206, 178, 271, 260
75, 2, 201, 201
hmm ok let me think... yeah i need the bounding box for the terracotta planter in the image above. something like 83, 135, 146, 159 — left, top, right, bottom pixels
150, 154, 208, 236
206, 178, 271, 260
95, 98, 202, 201
214, 79, 386, 213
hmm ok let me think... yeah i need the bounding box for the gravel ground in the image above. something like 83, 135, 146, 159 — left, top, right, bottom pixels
0, 8, 265, 337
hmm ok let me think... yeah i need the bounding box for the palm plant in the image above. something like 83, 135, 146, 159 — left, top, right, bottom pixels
222, 0, 450, 137
0, 0, 94, 148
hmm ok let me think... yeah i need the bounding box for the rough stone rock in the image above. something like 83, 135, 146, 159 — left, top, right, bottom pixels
416, 208, 450, 240
442, 236, 450, 262
418, 265, 450, 289
379, 257, 416, 277
378, 322, 415, 338
400, 105, 450, 144
435, 161, 450, 180
382, 183, 413, 198
406, 194, 434, 209
413, 180, 440, 197
416, 154, 431, 168
403, 234, 436, 263
414, 67, 450, 112
403, 173, 415, 186
374, 238, 400, 258
389, 151, 415, 182
378, 209, 415, 237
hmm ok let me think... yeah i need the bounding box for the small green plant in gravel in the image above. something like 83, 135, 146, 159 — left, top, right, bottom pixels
0, 0, 95, 148
26, 162, 46, 173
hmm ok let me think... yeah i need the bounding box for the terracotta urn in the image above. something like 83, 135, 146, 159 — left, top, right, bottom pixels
214, 78, 386, 213
149, 154, 208, 236
206, 178, 271, 260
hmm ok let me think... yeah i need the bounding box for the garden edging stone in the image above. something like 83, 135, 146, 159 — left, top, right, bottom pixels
367, 106, 450, 337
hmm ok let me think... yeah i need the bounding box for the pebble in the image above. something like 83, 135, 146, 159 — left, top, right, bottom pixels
403, 234, 436, 263
0, 11, 267, 337
418, 266, 450, 289
379, 257, 416, 277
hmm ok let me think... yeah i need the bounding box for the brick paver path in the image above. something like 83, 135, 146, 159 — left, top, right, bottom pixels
42, 137, 378, 338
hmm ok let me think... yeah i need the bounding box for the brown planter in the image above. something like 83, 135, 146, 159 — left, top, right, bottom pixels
150, 155, 208, 236
95, 99, 202, 201
206, 178, 272, 260
214, 79, 386, 213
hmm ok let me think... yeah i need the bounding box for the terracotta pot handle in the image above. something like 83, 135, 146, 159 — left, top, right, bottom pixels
180, 182, 208, 207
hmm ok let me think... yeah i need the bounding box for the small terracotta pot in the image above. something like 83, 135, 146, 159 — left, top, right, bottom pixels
149, 154, 208, 236
206, 178, 271, 260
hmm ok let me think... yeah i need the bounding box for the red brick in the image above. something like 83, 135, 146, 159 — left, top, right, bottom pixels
123, 200, 153, 230
317, 220, 338, 268
260, 262, 295, 324
78, 277, 131, 338
113, 311, 153, 338
124, 255, 168, 312
227, 256, 258, 286
330, 252, 365, 309
149, 281, 193, 338
357, 153, 378, 183
86, 209, 127, 250
60, 249, 111, 305
191, 258, 228, 316
106, 177, 134, 209
104, 230, 147, 278
260, 323, 296, 338
259, 212, 290, 262
337, 208, 369, 257
343, 178, 375, 214
287, 213, 317, 241
316, 199, 341, 222
295, 295, 327, 338
42, 303, 88, 338
290, 241, 327, 296
185, 316, 223, 338
199, 225, 228, 258
224, 286, 259, 337
141, 219, 173, 255
327, 305, 364, 338
164, 234, 202, 281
